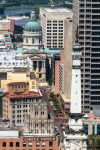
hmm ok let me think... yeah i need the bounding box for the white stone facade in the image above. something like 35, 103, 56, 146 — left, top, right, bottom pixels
63, 44, 87, 150
0, 52, 33, 72
23, 31, 43, 51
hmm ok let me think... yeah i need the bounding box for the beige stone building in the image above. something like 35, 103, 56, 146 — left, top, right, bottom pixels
0, 70, 38, 91
23, 102, 54, 135
0, 19, 14, 35
2, 82, 41, 126
40, 7, 73, 49
23, 52, 47, 83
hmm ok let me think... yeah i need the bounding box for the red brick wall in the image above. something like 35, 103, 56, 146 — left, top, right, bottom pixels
0, 136, 60, 150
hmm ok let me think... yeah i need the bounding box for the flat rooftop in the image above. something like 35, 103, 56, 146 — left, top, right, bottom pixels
42, 8, 71, 13
0, 19, 10, 23
8, 82, 29, 86
4, 91, 41, 99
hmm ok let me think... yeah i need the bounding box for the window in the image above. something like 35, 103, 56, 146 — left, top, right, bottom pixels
2, 142, 6, 147
28, 142, 32, 147
10, 142, 13, 147
32, 38, 34, 43
83, 124, 88, 135
49, 142, 53, 147
23, 142, 26, 147
36, 143, 40, 147
97, 124, 100, 135
16, 142, 20, 147
42, 143, 45, 147
26, 38, 28, 43
39, 74, 42, 78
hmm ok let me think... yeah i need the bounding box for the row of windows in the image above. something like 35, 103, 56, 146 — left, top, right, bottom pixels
92, 32, 100, 36
47, 43, 63, 45
12, 110, 27, 113
91, 53, 100, 57
0, 62, 25, 66
47, 27, 63, 29
2, 141, 53, 148
47, 23, 63, 26
47, 36, 63, 38
91, 70, 100, 73
11, 85, 26, 89
91, 80, 100, 84
47, 30, 63, 32
91, 86, 100, 89
92, 26, 100, 30
47, 39, 63, 42
91, 96, 100, 100
91, 91, 100, 95
79, 14, 91, 18
91, 64, 100, 68
91, 48, 100, 51
47, 33, 63, 35
47, 20, 63, 23
11, 99, 38, 103
47, 46, 63, 48
91, 58, 100, 62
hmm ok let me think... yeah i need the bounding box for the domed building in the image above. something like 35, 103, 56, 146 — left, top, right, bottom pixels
22, 12, 48, 84
22, 11, 43, 51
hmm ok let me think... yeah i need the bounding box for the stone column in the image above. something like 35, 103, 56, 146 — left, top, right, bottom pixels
36, 61, 39, 72
42, 61, 46, 81
95, 124, 97, 134
42, 61, 44, 71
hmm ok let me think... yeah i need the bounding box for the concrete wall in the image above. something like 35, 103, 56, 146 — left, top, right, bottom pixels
61, 18, 73, 103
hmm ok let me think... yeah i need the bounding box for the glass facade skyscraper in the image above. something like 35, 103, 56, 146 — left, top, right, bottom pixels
73, 0, 100, 112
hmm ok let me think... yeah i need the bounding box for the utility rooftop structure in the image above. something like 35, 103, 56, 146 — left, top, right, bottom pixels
42, 8, 71, 13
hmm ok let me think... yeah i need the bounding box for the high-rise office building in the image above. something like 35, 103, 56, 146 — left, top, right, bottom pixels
73, 0, 100, 112
40, 7, 72, 49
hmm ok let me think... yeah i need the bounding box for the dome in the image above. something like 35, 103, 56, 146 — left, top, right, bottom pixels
24, 20, 42, 32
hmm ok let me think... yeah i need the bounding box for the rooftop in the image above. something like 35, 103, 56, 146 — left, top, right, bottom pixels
0, 19, 11, 23
8, 82, 29, 86
4, 91, 41, 99
24, 20, 42, 32
87, 111, 100, 119
22, 133, 55, 138
42, 8, 71, 13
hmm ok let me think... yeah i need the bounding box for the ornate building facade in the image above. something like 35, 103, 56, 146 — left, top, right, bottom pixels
23, 12, 43, 51
22, 12, 48, 83
23, 101, 54, 135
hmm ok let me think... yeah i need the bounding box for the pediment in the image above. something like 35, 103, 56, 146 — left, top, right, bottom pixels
30, 53, 46, 60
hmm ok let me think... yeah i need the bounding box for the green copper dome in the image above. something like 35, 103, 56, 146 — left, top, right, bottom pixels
24, 20, 42, 32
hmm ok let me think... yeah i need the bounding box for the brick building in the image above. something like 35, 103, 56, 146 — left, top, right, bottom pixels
0, 129, 60, 150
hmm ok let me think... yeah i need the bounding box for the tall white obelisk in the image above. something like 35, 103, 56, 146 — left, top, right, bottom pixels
63, 43, 87, 150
